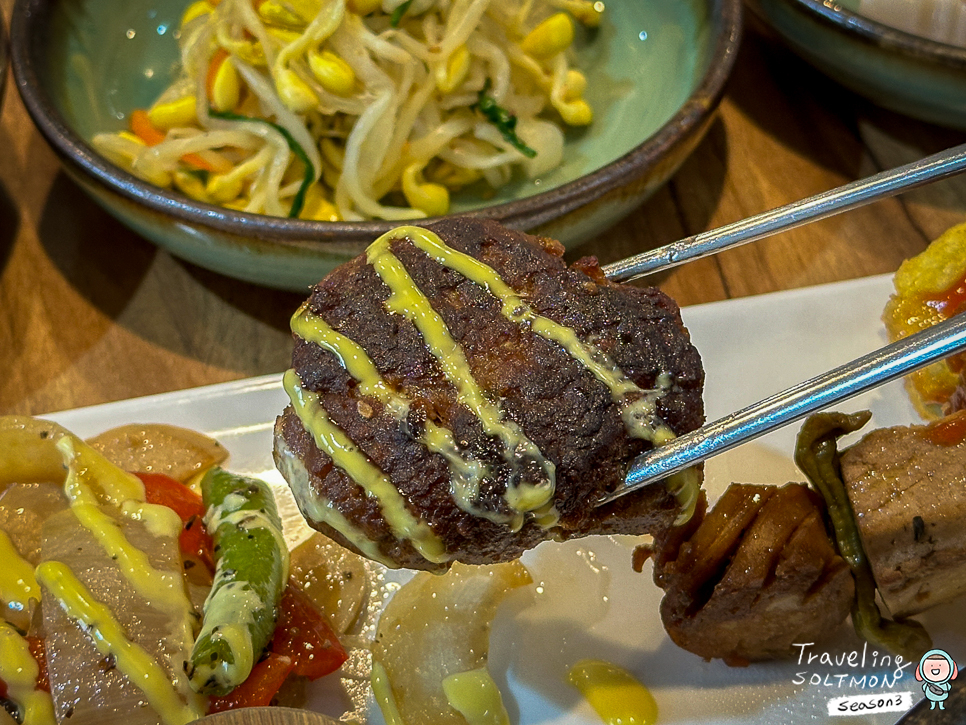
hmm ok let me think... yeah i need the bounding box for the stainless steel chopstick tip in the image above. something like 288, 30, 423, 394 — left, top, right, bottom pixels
598, 311, 966, 507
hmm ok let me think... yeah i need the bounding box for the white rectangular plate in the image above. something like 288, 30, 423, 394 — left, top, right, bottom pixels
46, 274, 964, 724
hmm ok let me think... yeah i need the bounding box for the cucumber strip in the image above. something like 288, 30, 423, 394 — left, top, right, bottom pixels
186, 467, 289, 696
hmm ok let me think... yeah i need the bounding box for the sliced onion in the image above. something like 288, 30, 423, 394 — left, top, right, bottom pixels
86, 423, 228, 484
0, 483, 68, 566
371, 561, 531, 725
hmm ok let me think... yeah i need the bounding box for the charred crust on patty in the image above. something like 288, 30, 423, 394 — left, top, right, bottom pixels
274, 217, 705, 570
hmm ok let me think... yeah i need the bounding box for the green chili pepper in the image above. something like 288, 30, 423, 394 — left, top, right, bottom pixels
795, 412, 932, 662
390, 0, 414, 26
472, 79, 537, 159
209, 109, 314, 219
186, 467, 289, 696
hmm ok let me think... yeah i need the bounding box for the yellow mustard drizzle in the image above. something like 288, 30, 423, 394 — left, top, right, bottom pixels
34, 562, 201, 725
442, 667, 511, 725
51, 433, 203, 717
371, 660, 407, 725
275, 436, 394, 566
291, 303, 410, 420
70, 503, 188, 612
567, 659, 658, 725
0, 530, 40, 619
283, 369, 449, 564
396, 226, 676, 441
120, 499, 184, 538
390, 226, 694, 518
56, 435, 145, 507
0, 623, 56, 725
666, 467, 701, 526
291, 305, 502, 523
367, 227, 556, 520
418, 421, 500, 522
195, 581, 263, 686
68, 501, 196, 640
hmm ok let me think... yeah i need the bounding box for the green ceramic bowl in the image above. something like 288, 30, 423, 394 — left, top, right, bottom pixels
12, 0, 742, 291
748, 0, 966, 130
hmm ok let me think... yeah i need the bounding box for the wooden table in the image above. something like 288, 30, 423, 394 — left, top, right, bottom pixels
3, 10, 966, 417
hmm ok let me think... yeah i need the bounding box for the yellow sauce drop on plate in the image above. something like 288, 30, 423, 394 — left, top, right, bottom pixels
442, 667, 511, 725
567, 659, 658, 725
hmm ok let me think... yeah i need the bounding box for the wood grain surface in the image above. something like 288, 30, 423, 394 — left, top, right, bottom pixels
2, 6, 965, 417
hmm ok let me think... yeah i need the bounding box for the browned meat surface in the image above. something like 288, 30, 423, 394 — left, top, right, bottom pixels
274, 217, 704, 570
840, 412, 966, 617
646, 483, 854, 665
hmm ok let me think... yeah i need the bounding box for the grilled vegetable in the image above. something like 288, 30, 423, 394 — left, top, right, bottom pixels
86, 423, 228, 484
795, 412, 932, 662
186, 468, 289, 696
371, 561, 531, 725
838, 410, 966, 617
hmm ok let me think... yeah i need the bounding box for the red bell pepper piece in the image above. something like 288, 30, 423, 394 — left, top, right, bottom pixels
26, 636, 49, 693
271, 584, 348, 680
138, 472, 205, 521
207, 653, 295, 713
137, 472, 214, 572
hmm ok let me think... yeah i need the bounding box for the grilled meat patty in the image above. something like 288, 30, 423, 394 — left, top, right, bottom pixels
274, 217, 705, 570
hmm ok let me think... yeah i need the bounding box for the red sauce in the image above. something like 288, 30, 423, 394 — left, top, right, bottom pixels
922, 270, 966, 374
924, 270, 966, 317
922, 409, 966, 446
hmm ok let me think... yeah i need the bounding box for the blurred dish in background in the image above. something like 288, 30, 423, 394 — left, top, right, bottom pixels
10, 0, 742, 292
855, 0, 966, 47
747, 0, 966, 131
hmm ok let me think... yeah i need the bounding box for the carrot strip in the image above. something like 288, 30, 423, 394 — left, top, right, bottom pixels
206, 48, 231, 102
181, 152, 223, 174
129, 108, 223, 174
130, 109, 166, 146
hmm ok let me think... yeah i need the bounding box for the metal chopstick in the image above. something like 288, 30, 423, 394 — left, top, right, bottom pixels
599, 311, 966, 505
602, 143, 966, 283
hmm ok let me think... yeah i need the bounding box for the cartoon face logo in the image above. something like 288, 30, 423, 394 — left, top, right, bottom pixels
923, 657, 952, 683
915, 649, 959, 710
